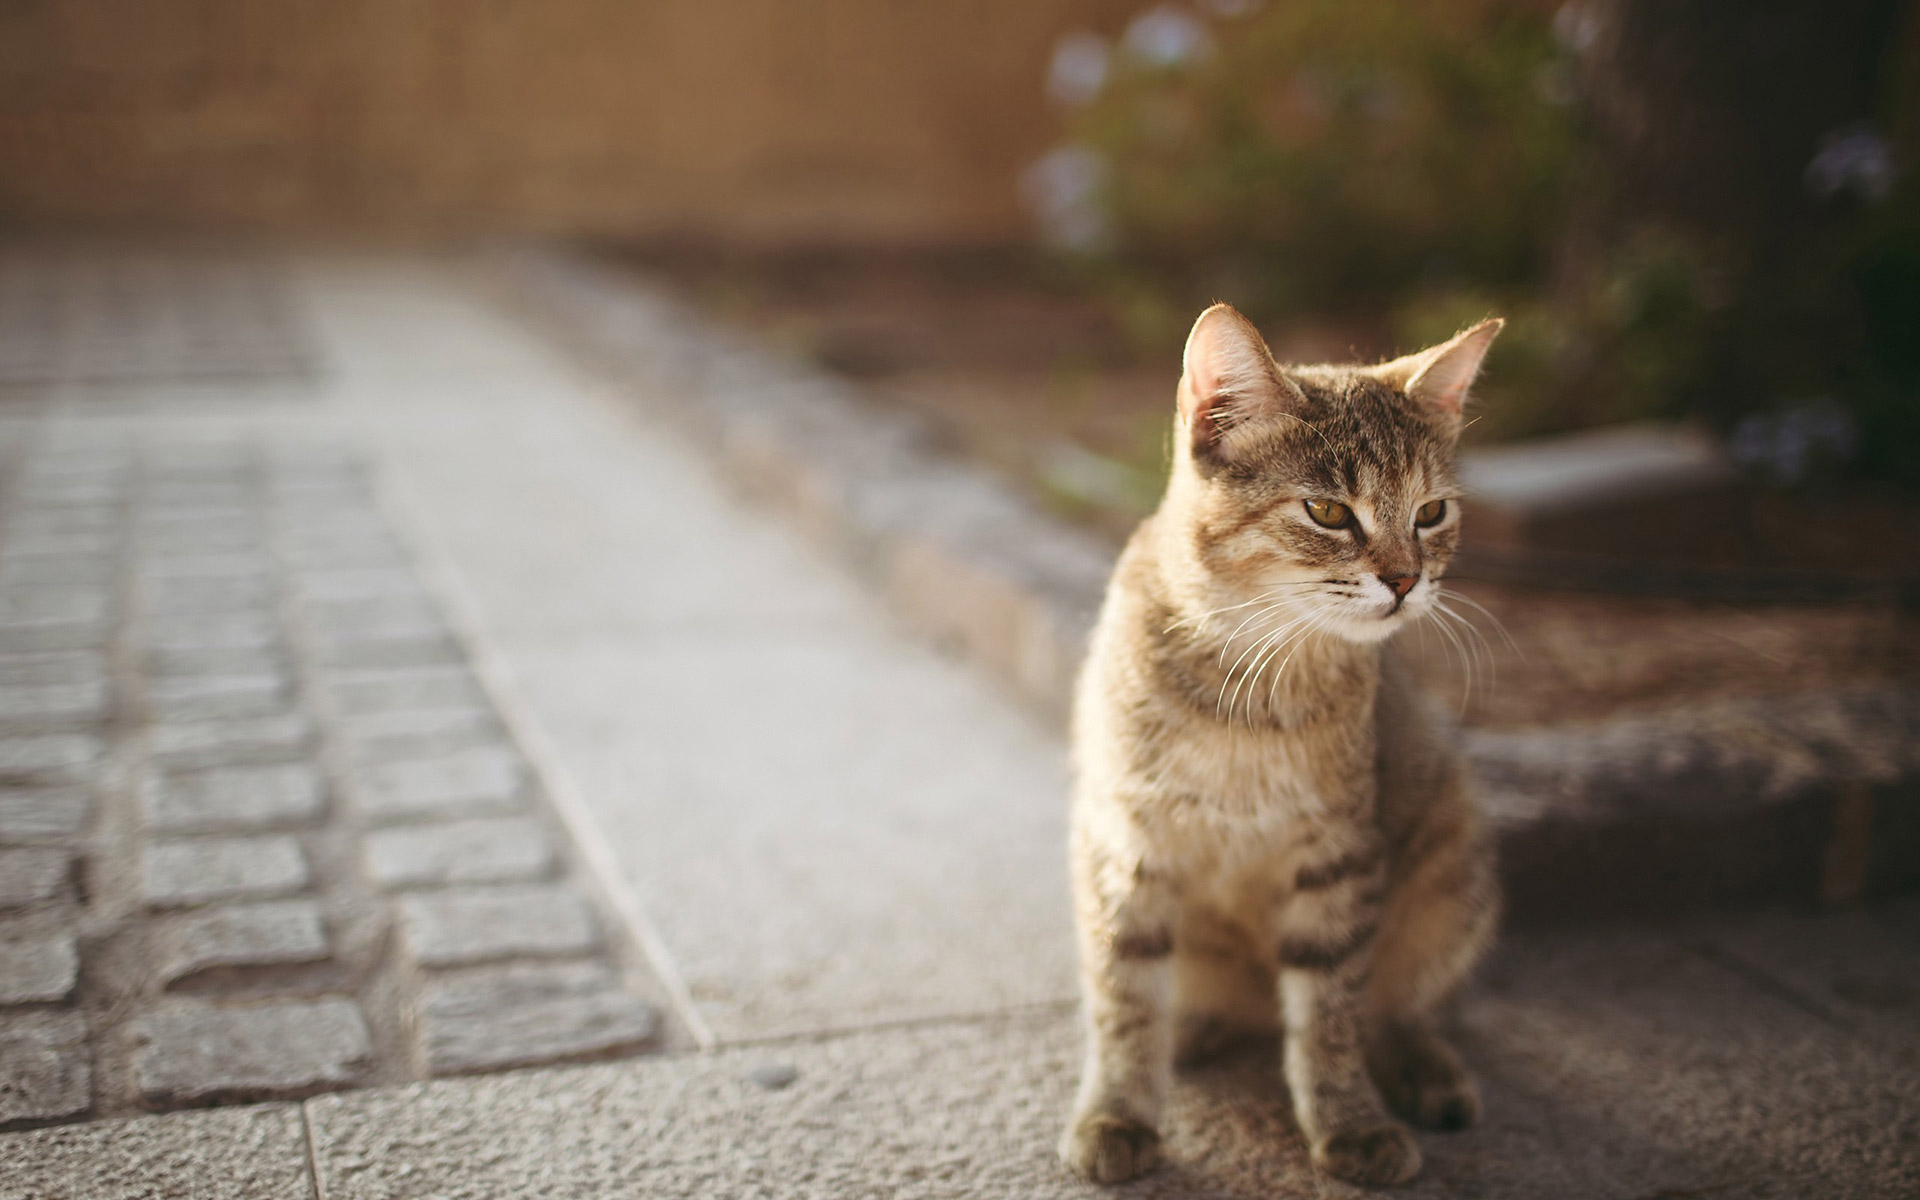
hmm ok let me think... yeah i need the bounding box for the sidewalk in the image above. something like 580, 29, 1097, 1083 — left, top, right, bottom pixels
1, 249, 1916, 1198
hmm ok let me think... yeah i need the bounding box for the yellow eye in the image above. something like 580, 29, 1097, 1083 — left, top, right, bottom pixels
1415, 499, 1448, 527
1304, 499, 1352, 529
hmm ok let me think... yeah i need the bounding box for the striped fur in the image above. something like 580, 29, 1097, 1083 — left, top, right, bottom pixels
1061, 307, 1503, 1189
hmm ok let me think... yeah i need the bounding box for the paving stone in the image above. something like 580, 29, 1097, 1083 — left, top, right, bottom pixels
315, 636, 465, 671
0, 652, 106, 688
144, 611, 280, 653
156, 899, 330, 985
141, 836, 309, 907
0, 788, 91, 840
148, 713, 311, 768
0, 680, 111, 726
0, 531, 117, 558
0, 586, 112, 630
327, 667, 483, 716
417, 961, 657, 1075
0, 1103, 314, 1200
141, 576, 274, 615
364, 816, 556, 889
354, 746, 527, 821
142, 672, 289, 719
0, 733, 100, 783
294, 568, 427, 604
131, 997, 372, 1104
0, 933, 79, 1002
338, 708, 502, 760
136, 553, 265, 581
142, 763, 326, 833
0, 555, 116, 587
144, 645, 286, 679
398, 884, 599, 968
0, 847, 73, 907
0, 1011, 89, 1123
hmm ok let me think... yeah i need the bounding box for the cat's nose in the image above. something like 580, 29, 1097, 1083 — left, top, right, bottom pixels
1379, 573, 1418, 600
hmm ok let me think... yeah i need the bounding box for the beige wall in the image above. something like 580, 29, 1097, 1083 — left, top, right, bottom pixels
0, 0, 1133, 244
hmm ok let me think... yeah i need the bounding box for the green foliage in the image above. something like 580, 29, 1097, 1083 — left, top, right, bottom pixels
1072, 0, 1577, 354
1060, 1, 1920, 483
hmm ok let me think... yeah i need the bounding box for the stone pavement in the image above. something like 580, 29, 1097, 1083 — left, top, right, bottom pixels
0, 247, 1916, 1197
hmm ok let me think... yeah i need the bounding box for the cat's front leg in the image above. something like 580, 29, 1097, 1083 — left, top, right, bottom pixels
1277, 869, 1422, 1187
1060, 854, 1178, 1184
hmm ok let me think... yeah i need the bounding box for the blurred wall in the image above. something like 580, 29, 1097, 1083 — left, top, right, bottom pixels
0, 0, 1131, 245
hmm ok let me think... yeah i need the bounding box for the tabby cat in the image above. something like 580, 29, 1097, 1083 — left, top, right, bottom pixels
1061, 304, 1503, 1188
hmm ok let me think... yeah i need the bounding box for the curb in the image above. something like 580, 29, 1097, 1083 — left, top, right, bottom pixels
486, 245, 1920, 919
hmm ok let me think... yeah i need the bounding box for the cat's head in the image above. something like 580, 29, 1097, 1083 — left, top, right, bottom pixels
1161, 303, 1501, 645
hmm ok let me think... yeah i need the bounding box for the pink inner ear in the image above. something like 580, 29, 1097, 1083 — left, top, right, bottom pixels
1408, 320, 1501, 418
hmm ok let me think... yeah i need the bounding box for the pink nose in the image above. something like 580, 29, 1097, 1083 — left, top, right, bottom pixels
1380, 573, 1418, 600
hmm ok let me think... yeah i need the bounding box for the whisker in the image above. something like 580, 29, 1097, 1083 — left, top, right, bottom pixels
1263, 611, 1335, 718
1221, 612, 1309, 720
1438, 588, 1523, 659
1234, 613, 1318, 726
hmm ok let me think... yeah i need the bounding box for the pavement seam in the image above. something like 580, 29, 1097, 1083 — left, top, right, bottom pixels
369, 461, 717, 1051
299, 1100, 325, 1200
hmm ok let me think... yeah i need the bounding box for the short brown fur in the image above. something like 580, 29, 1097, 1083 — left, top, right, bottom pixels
1060, 305, 1503, 1189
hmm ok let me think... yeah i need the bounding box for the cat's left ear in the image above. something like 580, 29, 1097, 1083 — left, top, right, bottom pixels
1375, 318, 1503, 429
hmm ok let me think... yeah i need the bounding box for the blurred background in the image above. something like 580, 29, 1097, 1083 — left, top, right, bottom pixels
0, 1, 1914, 883
5, 0, 1916, 493
2, 3, 1919, 1190
0, 0, 1915, 851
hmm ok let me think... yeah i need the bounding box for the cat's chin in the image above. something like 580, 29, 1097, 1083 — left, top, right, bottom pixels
1326, 609, 1415, 645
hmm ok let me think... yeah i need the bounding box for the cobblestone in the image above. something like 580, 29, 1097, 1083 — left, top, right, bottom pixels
0, 788, 91, 840
148, 712, 312, 769
0, 933, 80, 1003
144, 611, 281, 654
399, 884, 600, 968
327, 668, 484, 716
336, 708, 502, 760
364, 816, 556, 889
0, 847, 74, 907
155, 900, 330, 985
131, 998, 372, 1104
0, 680, 111, 725
141, 836, 309, 907
142, 672, 289, 719
0, 1011, 90, 1122
142, 763, 326, 833
144, 645, 286, 679
0, 733, 100, 783
418, 962, 657, 1075
0, 652, 107, 688
0, 267, 672, 1127
314, 635, 465, 672
353, 746, 527, 821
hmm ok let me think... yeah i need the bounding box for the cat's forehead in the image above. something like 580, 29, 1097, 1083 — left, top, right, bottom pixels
1227, 367, 1454, 497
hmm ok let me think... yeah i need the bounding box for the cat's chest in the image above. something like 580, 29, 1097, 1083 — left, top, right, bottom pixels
1134, 704, 1365, 815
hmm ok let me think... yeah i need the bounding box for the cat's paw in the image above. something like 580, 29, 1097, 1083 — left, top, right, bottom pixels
1312, 1121, 1422, 1188
1060, 1111, 1163, 1184
1373, 1033, 1481, 1132
1390, 1068, 1479, 1132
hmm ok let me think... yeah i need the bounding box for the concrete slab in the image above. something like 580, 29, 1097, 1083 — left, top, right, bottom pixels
0, 1104, 311, 1200
304, 914, 1920, 1200
299, 265, 1078, 1041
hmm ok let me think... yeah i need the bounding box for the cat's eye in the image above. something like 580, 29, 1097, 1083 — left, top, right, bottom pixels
1414, 499, 1448, 528
1304, 499, 1352, 529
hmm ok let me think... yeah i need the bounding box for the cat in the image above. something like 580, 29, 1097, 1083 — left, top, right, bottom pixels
1060, 303, 1503, 1188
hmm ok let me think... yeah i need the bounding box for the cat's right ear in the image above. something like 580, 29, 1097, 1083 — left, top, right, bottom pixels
1178, 304, 1305, 460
